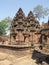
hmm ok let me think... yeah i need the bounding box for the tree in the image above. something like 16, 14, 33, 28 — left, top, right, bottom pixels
0, 17, 12, 35
4, 17, 12, 34
4, 17, 12, 37
0, 20, 7, 35
33, 5, 49, 20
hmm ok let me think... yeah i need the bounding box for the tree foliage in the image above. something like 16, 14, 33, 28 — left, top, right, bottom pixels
0, 17, 12, 35
4, 17, 12, 30
0, 20, 7, 35
33, 5, 49, 20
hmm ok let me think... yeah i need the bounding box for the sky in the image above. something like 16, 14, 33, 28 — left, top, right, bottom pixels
0, 0, 49, 23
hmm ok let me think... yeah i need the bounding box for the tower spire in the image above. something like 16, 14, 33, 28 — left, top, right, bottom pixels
13, 8, 25, 21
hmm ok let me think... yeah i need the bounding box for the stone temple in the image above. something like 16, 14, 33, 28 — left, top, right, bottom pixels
10, 8, 41, 47
0, 8, 49, 50
0, 8, 49, 65
9, 8, 49, 50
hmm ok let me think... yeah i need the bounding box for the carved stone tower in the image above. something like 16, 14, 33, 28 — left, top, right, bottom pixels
10, 8, 40, 46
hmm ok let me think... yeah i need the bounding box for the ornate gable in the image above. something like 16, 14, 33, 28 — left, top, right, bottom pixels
27, 11, 35, 22
13, 8, 25, 21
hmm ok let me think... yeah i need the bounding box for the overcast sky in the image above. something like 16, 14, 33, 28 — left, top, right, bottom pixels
0, 0, 49, 23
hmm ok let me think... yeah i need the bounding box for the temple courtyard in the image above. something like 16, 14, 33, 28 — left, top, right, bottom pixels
0, 51, 37, 65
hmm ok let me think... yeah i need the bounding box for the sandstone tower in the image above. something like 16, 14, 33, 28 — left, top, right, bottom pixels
10, 8, 40, 46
